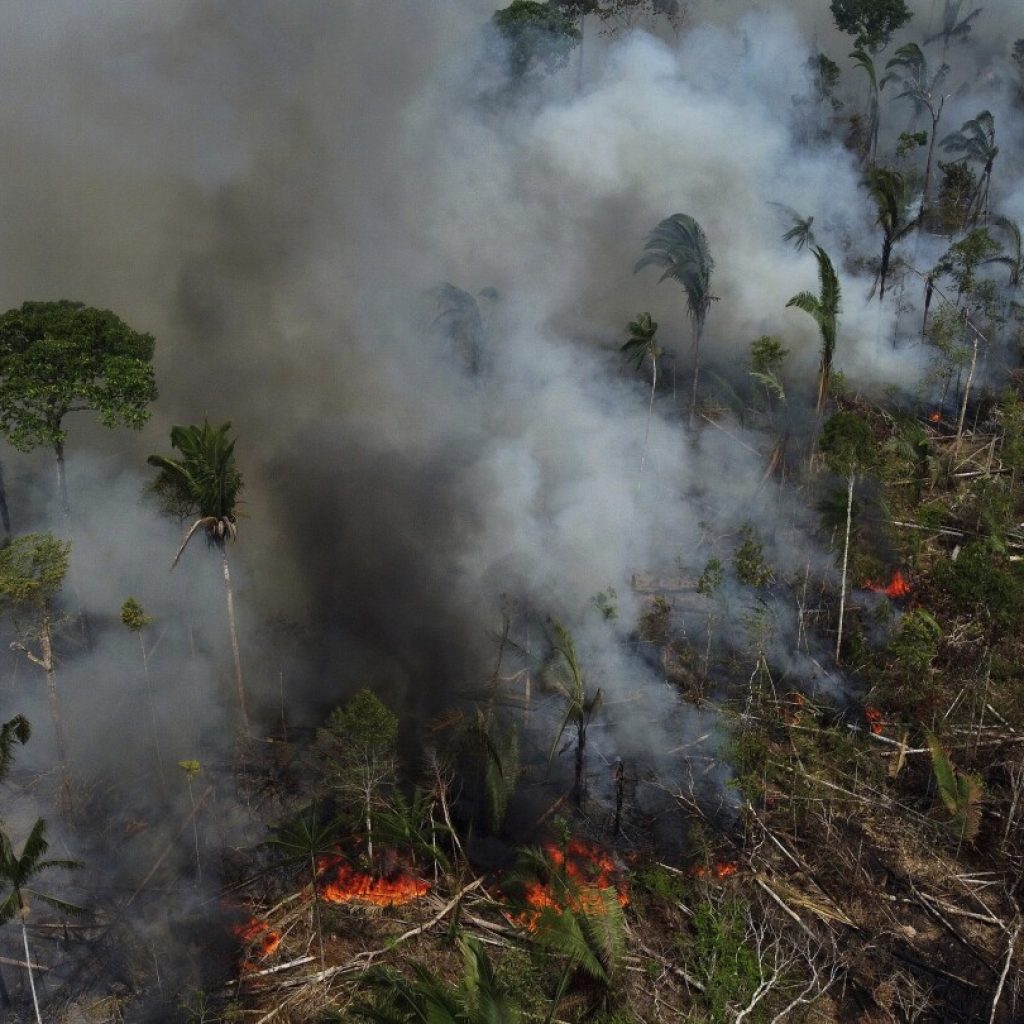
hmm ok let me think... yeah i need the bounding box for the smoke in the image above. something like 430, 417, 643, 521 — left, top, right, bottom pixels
0, 0, 1021, 1013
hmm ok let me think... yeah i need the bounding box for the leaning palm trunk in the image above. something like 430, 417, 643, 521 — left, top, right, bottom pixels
836, 474, 855, 662
956, 333, 979, 442
39, 605, 72, 810
20, 913, 42, 1024
220, 547, 250, 737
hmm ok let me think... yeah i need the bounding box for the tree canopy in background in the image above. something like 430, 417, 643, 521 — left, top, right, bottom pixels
830, 0, 912, 51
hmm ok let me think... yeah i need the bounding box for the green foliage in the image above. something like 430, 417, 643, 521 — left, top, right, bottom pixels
0, 533, 70, 610
374, 787, 451, 874
356, 935, 522, 1024
635, 214, 715, 330
786, 245, 840, 411
492, 1, 581, 81
733, 526, 772, 588
148, 421, 243, 547
0, 300, 156, 453
120, 596, 152, 632
0, 716, 30, 787
999, 389, 1024, 474
547, 623, 602, 762
620, 313, 658, 373
461, 708, 521, 832
638, 595, 670, 644
888, 609, 941, 674
689, 897, 763, 1024
750, 336, 788, 377
263, 806, 345, 871
819, 411, 874, 478
936, 543, 1024, 626
937, 160, 977, 233
633, 863, 687, 905
937, 228, 1000, 299
809, 52, 842, 109
591, 587, 618, 621
927, 734, 983, 843
819, 486, 860, 532
830, 0, 912, 50
697, 557, 724, 597
896, 130, 927, 158
0, 818, 83, 926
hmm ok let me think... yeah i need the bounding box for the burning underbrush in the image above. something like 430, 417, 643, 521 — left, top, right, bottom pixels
232, 916, 282, 970
864, 570, 911, 599
315, 851, 431, 908
507, 839, 629, 930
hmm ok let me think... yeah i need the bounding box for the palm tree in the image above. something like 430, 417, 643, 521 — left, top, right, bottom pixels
634, 214, 715, 425
355, 935, 522, 1024
620, 312, 660, 477
0, 716, 30, 785
849, 48, 882, 164
264, 808, 344, 971
0, 819, 81, 1024
770, 203, 816, 251
547, 623, 602, 807
926, 1, 983, 55
148, 421, 249, 736
866, 167, 921, 299
882, 43, 949, 213
430, 283, 487, 375
984, 215, 1022, 288
940, 110, 998, 225
786, 246, 841, 414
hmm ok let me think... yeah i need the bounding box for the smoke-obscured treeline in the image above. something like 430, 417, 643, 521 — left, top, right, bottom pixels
2, 0, 1024, 1021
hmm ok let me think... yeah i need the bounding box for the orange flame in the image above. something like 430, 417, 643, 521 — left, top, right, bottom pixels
928, 410, 941, 424
316, 855, 430, 907
864, 570, 911, 598
690, 859, 739, 880
865, 706, 884, 736
511, 840, 628, 931
232, 917, 281, 964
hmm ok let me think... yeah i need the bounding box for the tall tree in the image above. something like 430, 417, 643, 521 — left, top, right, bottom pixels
786, 246, 842, 414
634, 213, 715, 425
0, 301, 156, 515
830, 0, 912, 51
0, 820, 81, 1024
620, 312, 661, 478
148, 421, 249, 736
316, 689, 398, 870
819, 412, 875, 661
430, 283, 487, 375
850, 48, 883, 164
0, 534, 72, 808
770, 203, 817, 251
940, 110, 997, 225
547, 623, 602, 807
0, 716, 30, 787
866, 167, 921, 299
882, 43, 949, 212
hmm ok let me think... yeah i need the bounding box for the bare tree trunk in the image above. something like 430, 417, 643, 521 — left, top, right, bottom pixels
921, 105, 942, 218
0, 461, 11, 548
956, 333, 979, 442
53, 442, 70, 519
364, 785, 375, 869
140, 633, 167, 794
40, 605, 72, 810
835, 474, 855, 663
574, 725, 585, 807
20, 915, 42, 1024
220, 547, 250, 737
689, 322, 702, 427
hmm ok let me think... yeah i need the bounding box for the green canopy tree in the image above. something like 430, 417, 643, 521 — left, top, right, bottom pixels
940, 110, 998, 225
819, 412, 875, 661
148, 421, 249, 736
786, 246, 841, 413
0, 820, 81, 1024
316, 689, 398, 870
0, 534, 72, 807
635, 214, 715, 425
882, 44, 949, 212
0, 301, 156, 515
492, 1, 581, 82
830, 0, 912, 51
865, 167, 921, 299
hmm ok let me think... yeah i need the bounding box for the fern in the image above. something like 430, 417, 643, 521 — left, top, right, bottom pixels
927, 734, 984, 843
